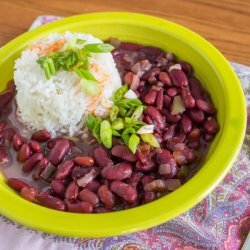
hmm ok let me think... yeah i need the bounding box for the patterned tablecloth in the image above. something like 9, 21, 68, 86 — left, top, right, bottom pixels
0, 16, 249, 250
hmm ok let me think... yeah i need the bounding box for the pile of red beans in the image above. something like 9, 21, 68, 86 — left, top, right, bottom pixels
0, 40, 219, 213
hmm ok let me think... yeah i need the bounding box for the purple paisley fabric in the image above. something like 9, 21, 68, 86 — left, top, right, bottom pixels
0, 16, 249, 250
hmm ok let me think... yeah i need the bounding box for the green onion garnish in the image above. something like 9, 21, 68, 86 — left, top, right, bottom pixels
84, 43, 115, 53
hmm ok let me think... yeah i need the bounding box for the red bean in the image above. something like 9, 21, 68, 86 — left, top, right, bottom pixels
71, 166, 92, 180
181, 88, 195, 109
13, 134, 24, 151
196, 99, 216, 114
17, 143, 32, 163
136, 143, 151, 164
74, 156, 94, 167
154, 89, 163, 111
0, 91, 13, 107
204, 133, 215, 142
36, 192, 66, 211
127, 171, 144, 188
173, 151, 188, 165
93, 146, 113, 168
65, 200, 93, 213
204, 117, 219, 134
48, 139, 70, 166
111, 145, 138, 162
181, 116, 192, 134
142, 68, 160, 80
170, 69, 188, 87
144, 190, 156, 203
1, 128, 16, 145
86, 180, 101, 192
144, 106, 165, 130
23, 153, 43, 173
20, 187, 39, 203
187, 140, 200, 149
98, 185, 115, 209
163, 125, 175, 141
144, 89, 158, 105
51, 180, 66, 197
101, 162, 132, 180
163, 110, 181, 123
158, 72, 171, 86
188, 128, 201, 141
188, 109, 205, 123
0, 146, 8, 164
167, 88, 178, 97
110, 180, 138, 204
31, 130, 51, 142
78, 188, 99, 207
136, 160, 156, 172
156, 149, 174, 164
163, 95, 172, 108
65, 181, 79, 200
124, 72, 134, 85
55, 160, 74, 180
32, 158, 49, 180
7, 178, 30, 192
188, 76, 204, 100
179, 61, 192, 75
29, 140, 41, 153
130, 74, 140, 90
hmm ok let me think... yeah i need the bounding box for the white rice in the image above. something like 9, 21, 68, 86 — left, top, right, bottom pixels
14, 32, 121, 136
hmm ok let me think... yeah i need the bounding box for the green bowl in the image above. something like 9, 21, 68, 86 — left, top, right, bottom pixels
0, 12, 246, 237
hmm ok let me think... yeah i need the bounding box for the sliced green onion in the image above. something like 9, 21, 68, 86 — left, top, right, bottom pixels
113, 84, 128, 103
43, 62, 51, 80
131, 106, 144, 121
124, 117, 132, 124
112, 130, 121, 137
47, 59, 56, 75
80, 79, 101, 96
128, 134, 140, 154
85, 114, 96, 130
140, 134, 160, 148
111, 118, 124, 130
76, 68, 97, 81
100, 120, 112, 148
76, 39, 86, 44
84, 43, 114, 53
109, 105, 119, 122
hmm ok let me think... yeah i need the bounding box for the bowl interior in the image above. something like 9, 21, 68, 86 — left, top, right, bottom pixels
0, 12, 245, 237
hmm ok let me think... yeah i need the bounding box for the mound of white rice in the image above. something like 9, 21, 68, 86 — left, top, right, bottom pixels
14, 32, 121, 136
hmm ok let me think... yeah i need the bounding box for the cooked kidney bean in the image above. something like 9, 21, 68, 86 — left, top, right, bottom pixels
31, 130, 51, 142
71, 166, 92, 180
20, 187, 39, 203
204, 117, 219, 134
110, 181, 138, 204
65, 199, 93, 213
48, 139, 70, 166
40, 163, 56, 182
181, 88, 195, 109
29, 140, 41, 153
51, 180, 66, 197
74, 156, 94, 167
13, 134, 24, 151
144, 106, 165, 130
36, 192, 66, 211
94, 207, 112, 213
0, 121, 7, 132
92, 146, 113, 168
136, 143, 151, 164
78, 188, 99, 207
65, 181, 79, 200
17, 143, 32, 163
98, 185, 115, 209
144, 89, 158, 105
86, 180, 101, 192
136, 160, 156, 172
111, 145, 138, 162
55, 160, 74, 180
101, 162, 132, 180
196, 99, 216, 114
22, 153, 43, 173
181, 116, 192, 134
188, 108, 205, 123
7, 178, 30, 192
